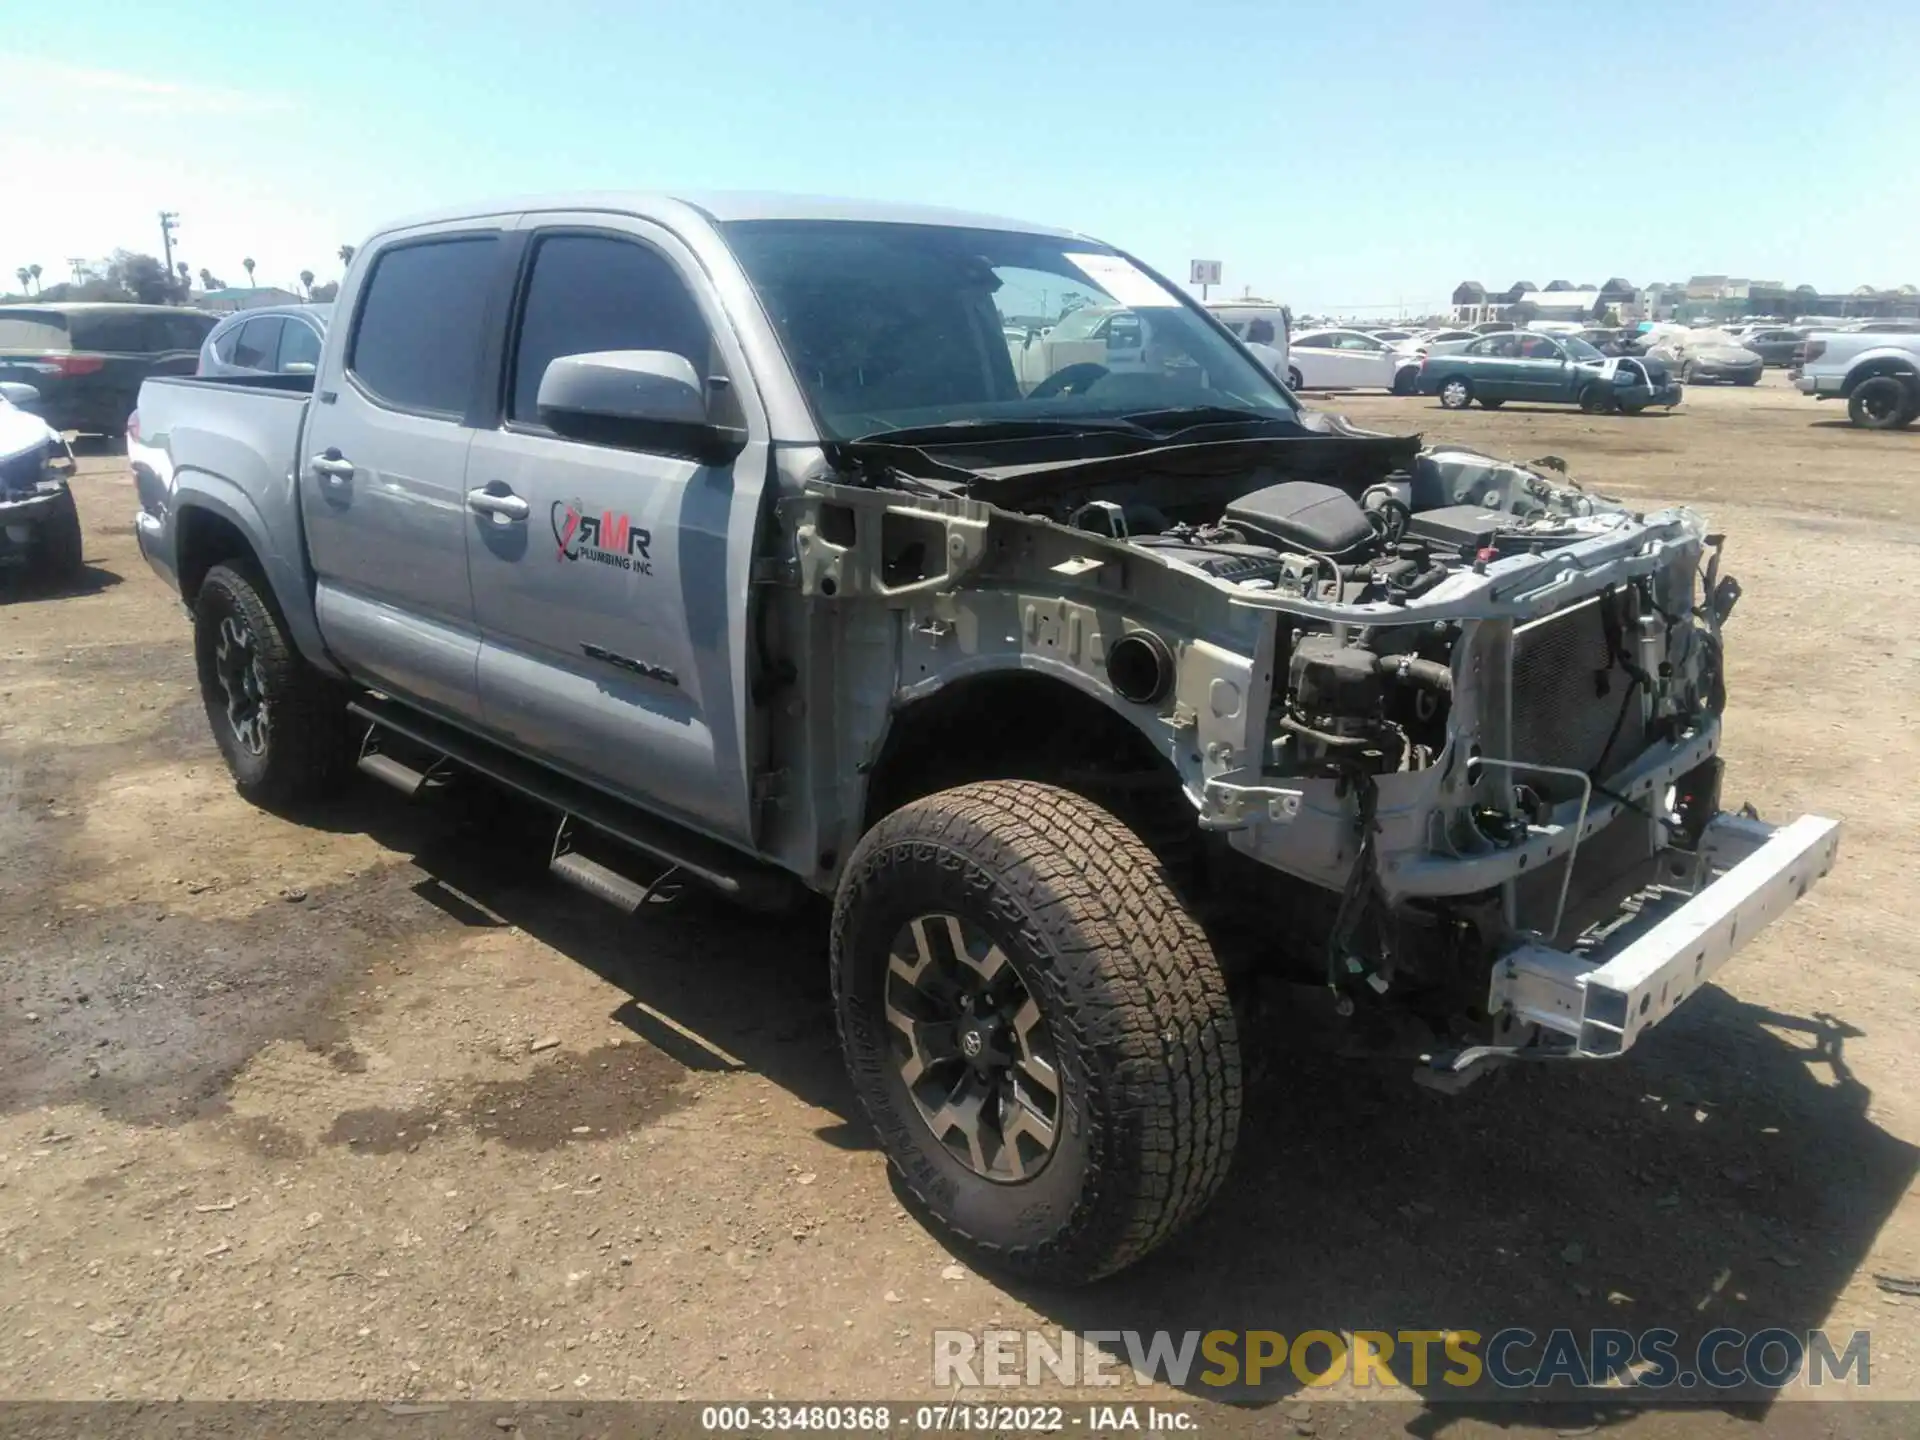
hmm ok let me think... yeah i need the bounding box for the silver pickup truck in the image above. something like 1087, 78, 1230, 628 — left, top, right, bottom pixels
1793, 329, 1920, 428
130, 192, 1839, 1285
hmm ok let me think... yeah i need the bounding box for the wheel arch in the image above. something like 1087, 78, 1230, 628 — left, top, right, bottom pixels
172, 483, 342, 678
859, 668, 1193, 857
1843, 356, 1920, 396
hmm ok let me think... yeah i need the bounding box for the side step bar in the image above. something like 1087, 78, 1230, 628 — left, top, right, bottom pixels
347, 695, 800, 913
357, 750, 431, 797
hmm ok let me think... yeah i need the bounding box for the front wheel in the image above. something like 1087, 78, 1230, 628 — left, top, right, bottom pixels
832, 781, 1241, 1285
33, 488, 84, 581
1286, 366, 1304, 391
1437, 376, 1474, 410
1392, 365, 1419, 396
1849, 375, 1914, 429
194, 562, 351, 807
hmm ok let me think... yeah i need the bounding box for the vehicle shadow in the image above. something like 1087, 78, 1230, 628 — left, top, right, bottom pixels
312, 777, 1912, 1423
0, 563, 124, 601
311, 781, 859, 1135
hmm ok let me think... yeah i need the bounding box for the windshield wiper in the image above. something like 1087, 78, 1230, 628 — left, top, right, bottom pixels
1120, 405, 1301, 434
847, 416, 1159, 446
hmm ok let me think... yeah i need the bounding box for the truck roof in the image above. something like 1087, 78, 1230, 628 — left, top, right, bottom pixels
369, 191, 1082, 243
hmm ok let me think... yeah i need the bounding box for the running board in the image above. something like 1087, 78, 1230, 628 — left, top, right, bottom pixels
549, 850, 681, 914
346, 695, 800, 912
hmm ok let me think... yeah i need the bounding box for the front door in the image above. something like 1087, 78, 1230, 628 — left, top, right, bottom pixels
1512, 333, 1573, 400
301, 227, 507, 723
463, 219, 771, 846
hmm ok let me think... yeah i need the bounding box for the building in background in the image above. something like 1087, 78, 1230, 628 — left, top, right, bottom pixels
1450, 278, 1639, 325
196, 285, 303, 314
1456, 275, 1919, 328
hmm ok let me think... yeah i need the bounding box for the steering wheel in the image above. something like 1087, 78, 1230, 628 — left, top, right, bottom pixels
1027, 362, 1110, 401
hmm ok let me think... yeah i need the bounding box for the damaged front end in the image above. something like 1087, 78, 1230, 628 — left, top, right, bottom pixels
777, 427, 1839, 1089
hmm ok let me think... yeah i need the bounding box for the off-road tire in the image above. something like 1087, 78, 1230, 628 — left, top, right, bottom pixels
1849, 375, 1914, 430
193, 561, 351, 807
1437, 376, 1474, 410
33, 488, 84, 581
832, 781, 1241, 1285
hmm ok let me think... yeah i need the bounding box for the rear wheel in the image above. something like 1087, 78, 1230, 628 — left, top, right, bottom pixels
1286, 365, 1304, 391
832, 781, 1241, 1285
1681, 359, 1698, 385
1437, 376, 1474, 410
1578, 382, 1616, 415
1849, 375, 1914, 429
194, 562, 352, 806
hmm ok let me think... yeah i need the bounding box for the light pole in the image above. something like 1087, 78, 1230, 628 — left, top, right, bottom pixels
159, 211, 180, 276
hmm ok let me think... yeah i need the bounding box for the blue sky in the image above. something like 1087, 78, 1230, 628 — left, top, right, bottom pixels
2, 0, 1913, 314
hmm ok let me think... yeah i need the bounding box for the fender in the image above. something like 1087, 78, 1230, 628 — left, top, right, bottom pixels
169, 469, 345, 679
1843, 347, 1920, 393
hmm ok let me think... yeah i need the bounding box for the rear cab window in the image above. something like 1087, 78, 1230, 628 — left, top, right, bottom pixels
348, 236, 500, 416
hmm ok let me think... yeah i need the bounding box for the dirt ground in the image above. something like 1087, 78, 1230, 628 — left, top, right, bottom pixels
3, 373, 1919, 1435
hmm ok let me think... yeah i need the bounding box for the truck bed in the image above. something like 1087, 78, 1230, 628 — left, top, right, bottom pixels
132, 369, 323, 663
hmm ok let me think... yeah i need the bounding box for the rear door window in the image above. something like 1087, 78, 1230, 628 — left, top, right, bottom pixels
232, 317, 285, 371
67, 312, 156, 352
348, 235, 500, 416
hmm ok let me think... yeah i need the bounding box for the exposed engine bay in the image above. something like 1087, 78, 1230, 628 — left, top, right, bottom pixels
793, 416, 1818, 1084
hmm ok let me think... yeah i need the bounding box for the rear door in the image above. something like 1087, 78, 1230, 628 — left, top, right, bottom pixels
300, 225, 510, 723
462, 216, 772, 844
1464, 333, 1520, 396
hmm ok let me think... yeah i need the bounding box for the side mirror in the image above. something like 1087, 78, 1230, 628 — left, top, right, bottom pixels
0, 381, 42, 411
537, 350, 745, 462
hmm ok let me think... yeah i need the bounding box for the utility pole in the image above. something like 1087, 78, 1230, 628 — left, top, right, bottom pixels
68, 258, 87, 284
159, 211, 179, 275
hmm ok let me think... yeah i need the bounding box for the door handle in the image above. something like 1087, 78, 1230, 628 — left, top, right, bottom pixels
310, 451, 355, 483
466, 487, 529, 521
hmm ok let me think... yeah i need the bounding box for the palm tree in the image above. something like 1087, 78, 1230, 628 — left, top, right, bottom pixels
28, 263, 42, 293
337, 243, 355, 266
199, 266, 215, 293
299, 269, 315, 299
242, 257, 256, 287
14, 267, 28, 294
